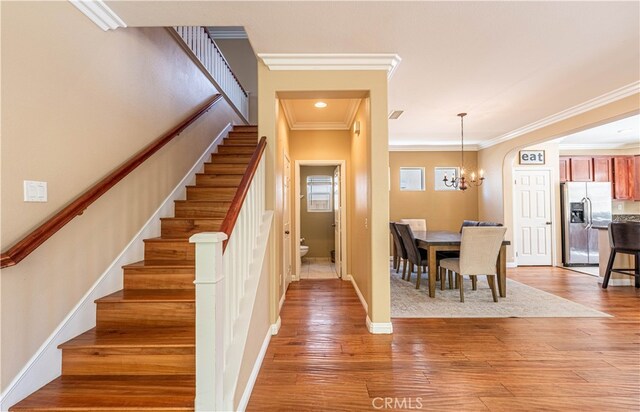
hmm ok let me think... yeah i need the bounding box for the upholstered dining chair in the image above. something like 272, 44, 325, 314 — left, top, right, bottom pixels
478, 221, 504, 227
439, 227, 507, 302
400, 218, 427, 232
395, 223, 429, 289
459, 220, 480, 232
389, 222, 408, 279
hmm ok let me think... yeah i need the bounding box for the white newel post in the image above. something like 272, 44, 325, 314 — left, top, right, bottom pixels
189, 232, 228, 412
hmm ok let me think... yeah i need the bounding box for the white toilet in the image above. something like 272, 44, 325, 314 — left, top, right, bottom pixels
300, 245, 309, 258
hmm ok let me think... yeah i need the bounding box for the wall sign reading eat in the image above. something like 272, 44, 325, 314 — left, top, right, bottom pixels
519, 150, 545, 165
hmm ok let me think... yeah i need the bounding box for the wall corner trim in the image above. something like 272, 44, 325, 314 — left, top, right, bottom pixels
236, 328, 271, 412
270, 317, 282, 335
69, 0, 127, 31
257, 53, 402, 79
366, 316, 393, 334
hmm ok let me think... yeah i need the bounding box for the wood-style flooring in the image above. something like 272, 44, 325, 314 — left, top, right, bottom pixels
247, 267, 640, 411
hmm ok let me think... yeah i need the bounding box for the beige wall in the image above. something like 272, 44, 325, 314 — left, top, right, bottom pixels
214, 39, 258, 124
0, 2, 241, 389
389, 151, 479, 231
258, 66, 390, 325
478, 94, 640, 264
299, 166, 336, 258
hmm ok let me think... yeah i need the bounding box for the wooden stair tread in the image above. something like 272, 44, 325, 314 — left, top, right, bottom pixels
96, 289, 194, 303
10, 375, 194, 411
122, 260, 195, 270
59, 327, 194, 349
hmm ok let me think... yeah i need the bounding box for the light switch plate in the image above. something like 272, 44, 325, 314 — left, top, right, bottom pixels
24, 180, 47, 202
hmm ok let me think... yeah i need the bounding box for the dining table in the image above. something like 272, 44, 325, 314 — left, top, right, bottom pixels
413, 230, 510, 298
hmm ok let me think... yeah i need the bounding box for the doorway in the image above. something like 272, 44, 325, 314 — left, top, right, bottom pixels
513, 169, 554, 266
295, 160, 347, 280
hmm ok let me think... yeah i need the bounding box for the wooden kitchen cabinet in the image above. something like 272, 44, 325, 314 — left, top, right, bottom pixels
593, 157, 613, 182
569, 157, 593, 181
612, 156, 634, 200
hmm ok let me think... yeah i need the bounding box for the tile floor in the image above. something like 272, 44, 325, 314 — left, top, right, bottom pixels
299, 257, 339, 279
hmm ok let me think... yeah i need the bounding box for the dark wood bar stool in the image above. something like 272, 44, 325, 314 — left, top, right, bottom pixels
602, 222, 640, 289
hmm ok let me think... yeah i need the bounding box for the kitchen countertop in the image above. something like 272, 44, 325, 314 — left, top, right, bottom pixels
594, 214, 640, 229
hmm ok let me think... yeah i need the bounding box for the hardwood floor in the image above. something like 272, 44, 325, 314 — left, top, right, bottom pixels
247, 267, 640, 411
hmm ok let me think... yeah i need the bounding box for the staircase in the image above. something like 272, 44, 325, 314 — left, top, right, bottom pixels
10, 125, 258, 411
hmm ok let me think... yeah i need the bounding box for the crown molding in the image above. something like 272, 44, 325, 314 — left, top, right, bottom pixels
69, 0, 126, 31
478, 81, 640, 150
258, 53, 402, 79
559, 142, 640, 151
281, 99, 361, 130
389, 144, 480, 152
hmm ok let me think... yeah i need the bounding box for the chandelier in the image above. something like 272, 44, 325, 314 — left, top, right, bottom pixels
442, 112, 484, 191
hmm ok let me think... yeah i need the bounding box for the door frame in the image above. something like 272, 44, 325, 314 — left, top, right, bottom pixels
283, 153, 292, 294
294, 159, 347, 280
512, 167, 558, 266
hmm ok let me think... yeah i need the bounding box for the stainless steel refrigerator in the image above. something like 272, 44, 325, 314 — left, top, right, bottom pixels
561, 182, 612, 265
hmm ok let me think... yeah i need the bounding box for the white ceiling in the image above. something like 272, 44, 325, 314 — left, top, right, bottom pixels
280, 99, 361, 131
558, 114, 640, 149
108, 1, 640, 148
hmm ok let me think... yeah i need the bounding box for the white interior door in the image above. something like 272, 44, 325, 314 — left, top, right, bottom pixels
283, 155, 291, 291
333, 166, 341, 277
514, 169, 552, 265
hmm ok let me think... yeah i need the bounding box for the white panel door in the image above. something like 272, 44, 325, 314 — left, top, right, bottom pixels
333, 166, 341, 277
514, 170, 552, 265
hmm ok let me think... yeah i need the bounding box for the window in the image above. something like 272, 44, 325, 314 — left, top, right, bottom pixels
306, 175, 333, 212
399, 167, 425, 191
434, 167, 459, 191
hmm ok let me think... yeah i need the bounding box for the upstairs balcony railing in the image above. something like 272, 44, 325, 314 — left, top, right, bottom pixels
172, 26, 250, 122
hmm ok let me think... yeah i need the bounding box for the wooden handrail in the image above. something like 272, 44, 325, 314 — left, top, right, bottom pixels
220, 136, 267, 250
0, 94, 223, 269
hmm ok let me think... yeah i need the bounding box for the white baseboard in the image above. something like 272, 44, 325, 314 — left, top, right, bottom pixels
0, 123, 232, 411
366, 316, 393, 334
236, 327, 271, 412
348, 274, 368, 314
507, 262, 518, 268
271, 317, 282, 335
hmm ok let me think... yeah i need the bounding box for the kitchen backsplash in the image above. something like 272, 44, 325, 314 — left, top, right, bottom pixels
612, 200, 640, 215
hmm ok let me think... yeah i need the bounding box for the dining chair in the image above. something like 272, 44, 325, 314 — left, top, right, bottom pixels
438, 227, 507, 302
459, 220, 480, 232
395, 223, 429, 289
400, 218, 427, 232
389, 222, 408, 279
478, 221, 504, 227
602, 222, 640, 289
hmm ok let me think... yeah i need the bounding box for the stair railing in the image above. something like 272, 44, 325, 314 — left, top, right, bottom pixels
0, 95, 223, 269
172, 26, 250, 123
189, 136, 270, 411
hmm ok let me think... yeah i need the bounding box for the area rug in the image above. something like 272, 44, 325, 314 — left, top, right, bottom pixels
391, 268, 611, 318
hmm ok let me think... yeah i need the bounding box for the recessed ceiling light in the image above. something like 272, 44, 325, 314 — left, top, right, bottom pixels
617, 128, 632, 134
389, 110, 404, 119
314, 102, 327, 108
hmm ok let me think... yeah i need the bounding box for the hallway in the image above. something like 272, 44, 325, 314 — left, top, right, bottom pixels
247, 268, 639, 411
